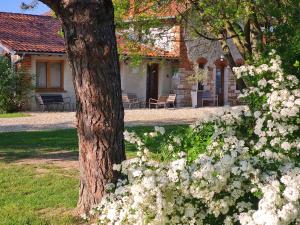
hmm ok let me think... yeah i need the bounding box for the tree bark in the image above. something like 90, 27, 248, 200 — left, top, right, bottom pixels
40, 0, 126, 214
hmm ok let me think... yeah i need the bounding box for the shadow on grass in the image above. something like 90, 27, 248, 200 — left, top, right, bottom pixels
0, 129, 78, 162
0, 125, 188, 162
0, 121, 74, 133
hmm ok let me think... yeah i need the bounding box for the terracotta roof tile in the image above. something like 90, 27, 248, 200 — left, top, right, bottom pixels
0, 12, 65, 53
128, 0, 188, 19
0, 11, 178, 59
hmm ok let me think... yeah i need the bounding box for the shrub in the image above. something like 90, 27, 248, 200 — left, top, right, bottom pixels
90, 51, 300, 225
0, 57, 32, 113
126, 123, 214, 162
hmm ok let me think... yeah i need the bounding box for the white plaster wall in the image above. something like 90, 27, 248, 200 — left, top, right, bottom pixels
27, 55, 173, 110
29, 54, 75, 110
158, 61, 173, 96
120, 60, 173, 99
120, 61, 147, 99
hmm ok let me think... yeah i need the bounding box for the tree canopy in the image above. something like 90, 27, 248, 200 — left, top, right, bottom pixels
114, 0, 300, 74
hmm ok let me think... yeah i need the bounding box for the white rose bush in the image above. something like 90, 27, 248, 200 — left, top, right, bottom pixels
89, 51, 300, 225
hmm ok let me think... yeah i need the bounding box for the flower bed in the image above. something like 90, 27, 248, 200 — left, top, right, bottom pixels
90, 52, 300, 225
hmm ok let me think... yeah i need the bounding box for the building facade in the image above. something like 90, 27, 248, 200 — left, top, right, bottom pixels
0, 6, 243, 110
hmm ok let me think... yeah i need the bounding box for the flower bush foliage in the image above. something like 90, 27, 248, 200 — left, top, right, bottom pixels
91, 51, 300, 225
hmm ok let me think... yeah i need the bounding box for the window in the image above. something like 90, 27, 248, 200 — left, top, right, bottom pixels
197, 62, 206, 90
215, 68, 223, 95
36, 61, 64, 90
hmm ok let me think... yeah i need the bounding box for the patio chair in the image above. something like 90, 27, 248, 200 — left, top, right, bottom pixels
149, 94, 176, 108
166, 94, 176, 108
122, 93, 140, 109
149, 96, 167, 108
201, 91, 218, 107
127, 93, 145, 108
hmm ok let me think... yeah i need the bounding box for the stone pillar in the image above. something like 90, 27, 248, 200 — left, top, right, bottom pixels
204, 66, 215, 95
173, 68, 193, 107
224, 66, 230, 105
227, 68, 239, 105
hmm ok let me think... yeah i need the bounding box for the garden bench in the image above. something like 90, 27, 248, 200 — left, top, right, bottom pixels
201, 91, 218, 107
36, 94, 71, 111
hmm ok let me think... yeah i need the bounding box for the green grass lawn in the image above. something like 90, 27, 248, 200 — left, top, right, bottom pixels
0, 125, 188, 225
0, 112, 30, 118
0, 164, 80, 225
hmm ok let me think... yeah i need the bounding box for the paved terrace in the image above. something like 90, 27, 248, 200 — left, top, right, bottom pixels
0, 107, 235, 132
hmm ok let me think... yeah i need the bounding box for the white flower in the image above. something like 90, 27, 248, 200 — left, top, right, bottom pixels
283, 187, 299, 202
142, 176, 156, 190
258, 78, 267, 87
168, 144, 174, 152
254, 111, 261, 118
81, 213, 89, 221
154, 126, 165, 135
178, 151, 186, 158
281, 142, 291, 151
173, 136, 181, 145
170, 158, 186, 171
132, 169, 143, 177
184, 203, 195, 218
253, 210, 279, 225
278, 203, 299, 222
113, 164, 121, 171
149, 132, 158, 137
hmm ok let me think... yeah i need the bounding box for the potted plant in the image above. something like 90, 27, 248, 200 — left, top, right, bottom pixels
188, 67, 208, 107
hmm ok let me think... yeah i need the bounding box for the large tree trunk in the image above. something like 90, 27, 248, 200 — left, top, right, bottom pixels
41, 0, 126, 214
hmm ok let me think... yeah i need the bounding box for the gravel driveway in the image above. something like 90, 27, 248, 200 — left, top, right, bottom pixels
0, 107, 231, 132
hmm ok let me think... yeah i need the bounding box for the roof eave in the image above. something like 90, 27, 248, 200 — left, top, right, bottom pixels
121, 53, 179, 60
0, 42, 15, 55
15, 50, 66, 56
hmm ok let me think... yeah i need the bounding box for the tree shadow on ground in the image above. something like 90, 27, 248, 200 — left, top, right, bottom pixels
0, 129, 78, 162
0, 125, 189, 163
0, 122, 75, 133
1, 150, 79, 163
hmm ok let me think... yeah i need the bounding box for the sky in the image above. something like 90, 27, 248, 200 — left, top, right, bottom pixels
0, 0, 50, 15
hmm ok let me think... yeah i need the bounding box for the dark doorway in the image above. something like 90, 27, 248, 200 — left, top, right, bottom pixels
146, 63, 159, 103
216, 67, 225, 106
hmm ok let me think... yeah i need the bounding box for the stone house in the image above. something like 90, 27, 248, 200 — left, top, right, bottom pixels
0, 3, 243, 110
124, 0, 244, 106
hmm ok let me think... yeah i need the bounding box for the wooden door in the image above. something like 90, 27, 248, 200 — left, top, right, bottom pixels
146, 63, 159, 102
216, 67, 225, 106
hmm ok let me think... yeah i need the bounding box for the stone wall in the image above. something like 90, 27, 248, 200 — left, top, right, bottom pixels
228, 74, 239, 106
173, 25, 194, 107
18, 55, 32, 110
19, 55, 32, 73
174, 68, 193, 107
172, 25, 240, 107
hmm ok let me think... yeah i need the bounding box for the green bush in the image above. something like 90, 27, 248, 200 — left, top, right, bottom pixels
0, 57, 32, 113
126, 123, 214, 162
